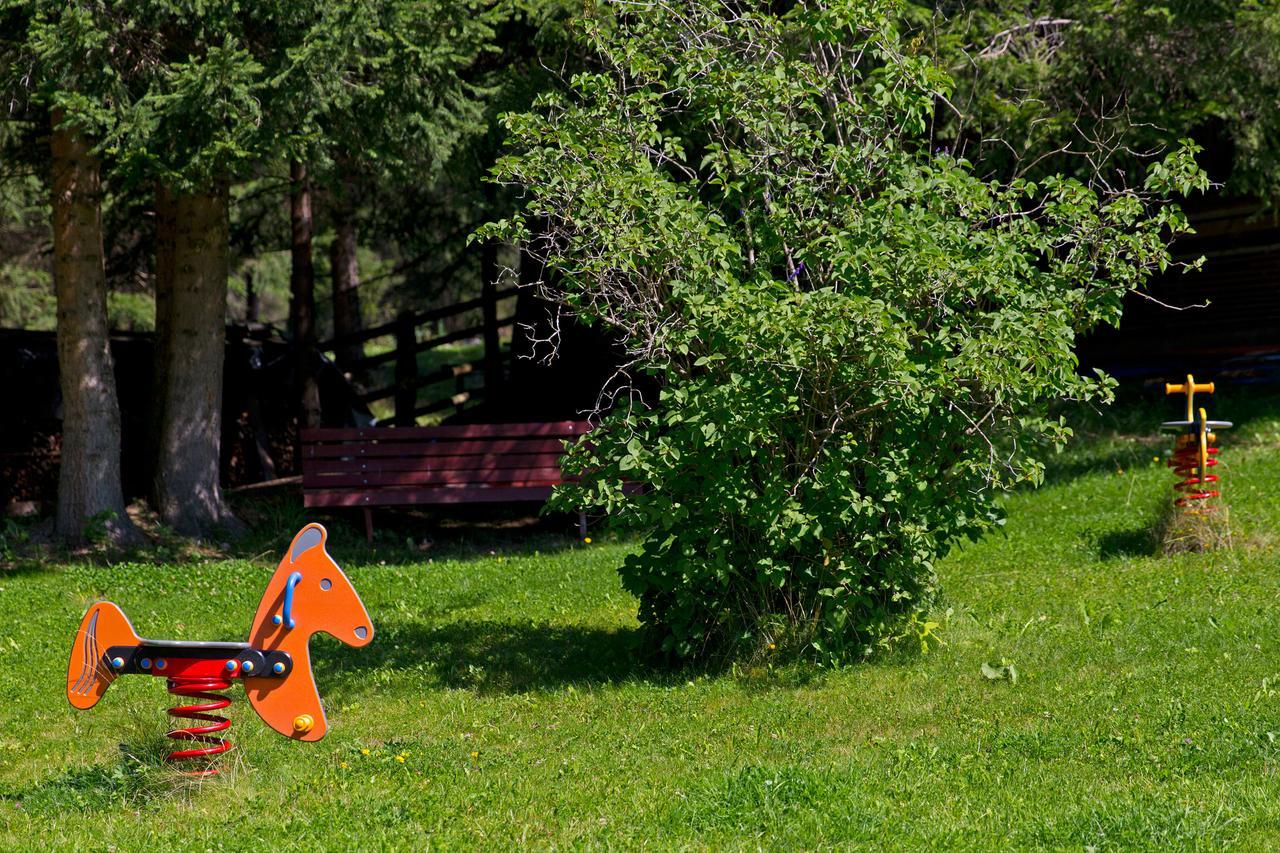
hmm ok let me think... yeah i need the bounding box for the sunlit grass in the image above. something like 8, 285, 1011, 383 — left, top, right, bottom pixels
3, 390, 1280, 847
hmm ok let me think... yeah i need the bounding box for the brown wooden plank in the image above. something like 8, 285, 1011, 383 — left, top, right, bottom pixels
405, 286, 517, 328
303, 452, 565, 476
300, 421, 589, 443
414, 391, 471, 418
317, 286, 519, 352
345, 347, 398, 372
304, 437, 575, 459
304, 485, 554, 507
303, 466, 565, 488
412, 317, 514, 355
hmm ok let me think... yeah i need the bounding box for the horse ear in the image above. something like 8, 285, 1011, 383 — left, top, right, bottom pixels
288, 524, 328, 563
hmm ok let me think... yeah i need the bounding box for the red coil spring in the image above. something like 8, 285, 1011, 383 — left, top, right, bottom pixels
1169, 438, 1220, 510
166, 677, 233, 775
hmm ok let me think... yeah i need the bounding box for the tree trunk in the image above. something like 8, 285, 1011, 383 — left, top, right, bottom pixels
289, 160, 321, 428
49, 113, 139, 546
149, 183, 175, 498
245, 266, 258, 324
152, 181, 243, 538
329, 170, 365, 371
481, 240, 502, 398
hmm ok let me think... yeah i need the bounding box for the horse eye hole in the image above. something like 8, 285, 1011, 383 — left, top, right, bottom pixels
355, 626, 368, 640
320, 578, 332, 590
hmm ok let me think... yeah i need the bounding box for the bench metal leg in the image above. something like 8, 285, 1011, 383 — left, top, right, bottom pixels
578, 511, 587, 538
363, 507, 374, 543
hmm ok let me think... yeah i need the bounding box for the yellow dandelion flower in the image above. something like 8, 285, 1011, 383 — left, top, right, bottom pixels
341, 762, 349, 769
361, 748, 370, 756
470, 751, 479, 760
768, 642, 776, 650
396, 755, 406, 763
583, 537, 592, 544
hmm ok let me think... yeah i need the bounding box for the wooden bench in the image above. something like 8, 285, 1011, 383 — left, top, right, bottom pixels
300, 421, 591, 541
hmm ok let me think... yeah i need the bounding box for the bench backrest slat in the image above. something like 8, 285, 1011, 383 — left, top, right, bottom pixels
306, 452, 566, 475
300, 421, 588, 443
304, 467, 567, 489
306, 485, 555, 508
300, 421, 591, 510
306, 437, 579, 459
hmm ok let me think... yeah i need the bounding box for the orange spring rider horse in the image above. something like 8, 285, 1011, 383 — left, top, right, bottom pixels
66, 523, 373, 774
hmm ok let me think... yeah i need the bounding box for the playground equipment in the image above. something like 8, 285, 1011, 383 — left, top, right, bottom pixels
66, 523, 372, 775
1162, 375, 1231, 513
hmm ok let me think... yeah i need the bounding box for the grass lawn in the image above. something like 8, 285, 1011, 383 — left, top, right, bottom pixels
4, 389, 1280, 848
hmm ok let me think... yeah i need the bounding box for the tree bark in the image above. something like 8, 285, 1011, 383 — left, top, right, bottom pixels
481, 239, 502, 397
289, 160, 322, 428
244, 266, 258, 324
149, 183, 175, 496
49, 113, 139, 546
152, 181, 243, 538
329, 169, 365, 371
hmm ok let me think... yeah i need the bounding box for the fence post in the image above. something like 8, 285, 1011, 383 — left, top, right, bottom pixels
481, 241, 502, 403
393, 310, 417, 426
455, 366, 468, 415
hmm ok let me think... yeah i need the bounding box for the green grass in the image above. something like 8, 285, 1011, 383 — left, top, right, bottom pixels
5, 390, 1280, 848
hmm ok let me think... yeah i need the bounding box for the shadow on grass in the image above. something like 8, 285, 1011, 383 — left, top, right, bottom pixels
316, 618, 652, 695
314, 616, 868, 700
0, 557, 62, 576
0, 739, 200, 811
1040, 446, 1163, 487
1038, 384, 1280, 488
232, 493, 592, 567
1094, 525, 1159, 560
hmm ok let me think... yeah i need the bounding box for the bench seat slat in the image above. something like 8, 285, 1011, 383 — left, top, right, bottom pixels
303, 452, 565, 476
300, 421, 589, 443
304, 467, 566, 488
305, 485, 555, 507
305, 437, 571, 459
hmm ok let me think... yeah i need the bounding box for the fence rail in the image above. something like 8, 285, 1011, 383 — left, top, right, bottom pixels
318, 282, 519, 425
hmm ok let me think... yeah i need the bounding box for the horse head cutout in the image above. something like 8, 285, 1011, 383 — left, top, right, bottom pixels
244, 523, 374, 740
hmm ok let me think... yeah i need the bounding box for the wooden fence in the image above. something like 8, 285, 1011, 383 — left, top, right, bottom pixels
318, 283, 519, 425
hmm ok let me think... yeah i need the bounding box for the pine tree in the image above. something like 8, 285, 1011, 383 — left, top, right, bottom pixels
3, 4, 141, 545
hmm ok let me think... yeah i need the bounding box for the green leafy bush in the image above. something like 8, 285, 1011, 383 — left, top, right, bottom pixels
487, 0, 1205, 662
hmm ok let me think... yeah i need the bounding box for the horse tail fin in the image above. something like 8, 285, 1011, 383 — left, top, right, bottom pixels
66, 601, 141, 710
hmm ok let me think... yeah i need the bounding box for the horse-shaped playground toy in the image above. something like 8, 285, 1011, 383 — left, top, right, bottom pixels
66, 523, 373, 774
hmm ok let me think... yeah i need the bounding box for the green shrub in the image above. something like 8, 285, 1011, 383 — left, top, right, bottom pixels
487, 0, 1205, 662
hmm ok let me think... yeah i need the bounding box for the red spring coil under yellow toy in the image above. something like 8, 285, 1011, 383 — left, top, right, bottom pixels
1168, 432, 1219, 509
166, 676, 233, 775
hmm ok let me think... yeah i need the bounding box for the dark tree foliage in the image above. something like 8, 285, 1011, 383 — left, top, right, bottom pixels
490, 0, 1206, 662
911, 1, 1280, 199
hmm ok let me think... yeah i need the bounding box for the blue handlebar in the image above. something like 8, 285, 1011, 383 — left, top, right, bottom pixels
282, 571, 303, 629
